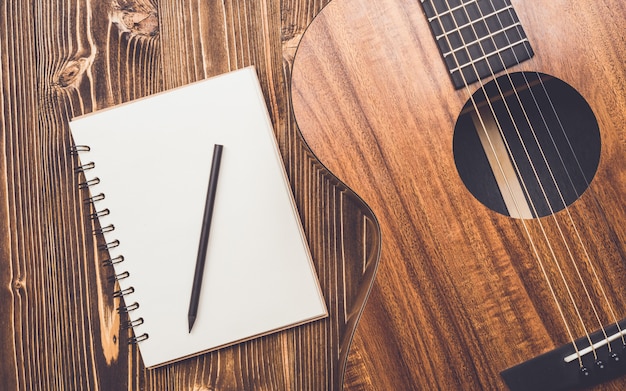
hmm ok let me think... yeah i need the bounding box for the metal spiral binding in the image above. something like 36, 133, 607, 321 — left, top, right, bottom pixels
74, 161, 95, 173
113, 286, 135, 298
108, 270, 130, 283
85, 193, 105, 204
94, 224, 115, 234
98, 239, 120, 251
123, 317, 144, 328
89, 208, 110, 220
118, 302, 139, 313
102, 255, 124, 267
69, 145, 91, 155
72, 143, 149, 345
129, 333, 149, 344
79, 177, 100, 189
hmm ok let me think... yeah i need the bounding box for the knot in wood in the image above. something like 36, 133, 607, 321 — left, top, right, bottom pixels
13, 278, 25, 291
111, 1, 159, 38
56, 58, 90, 88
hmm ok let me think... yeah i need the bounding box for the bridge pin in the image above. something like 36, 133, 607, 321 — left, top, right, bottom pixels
580, 366, 591, 378
610, 352, 621, 364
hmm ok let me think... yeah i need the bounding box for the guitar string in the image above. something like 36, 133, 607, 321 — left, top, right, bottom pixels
447, 0, 619, 362
442, 0, 608, 363
483, 0, 621, 354
469, 0, 610, 360
494, 0, 625, 350
428, 0, 584, 365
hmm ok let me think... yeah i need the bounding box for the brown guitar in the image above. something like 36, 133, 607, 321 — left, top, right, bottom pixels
291, 0, 626, 389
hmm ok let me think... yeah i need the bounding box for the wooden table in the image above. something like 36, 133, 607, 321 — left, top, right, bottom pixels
0, 1, 380, 389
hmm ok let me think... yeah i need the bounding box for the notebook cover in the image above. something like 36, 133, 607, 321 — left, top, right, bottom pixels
70, 67, 328, 368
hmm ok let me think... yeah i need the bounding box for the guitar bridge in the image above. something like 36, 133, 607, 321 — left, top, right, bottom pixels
501, 319, 626, 390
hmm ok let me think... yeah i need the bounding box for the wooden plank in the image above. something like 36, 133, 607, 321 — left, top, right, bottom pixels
0, 0, 380, 389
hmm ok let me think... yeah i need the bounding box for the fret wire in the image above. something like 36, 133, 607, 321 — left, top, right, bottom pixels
447, 38, 529, 74
435, 5, 513, 40
427, 0, 479, 23
442, 22, 522, 58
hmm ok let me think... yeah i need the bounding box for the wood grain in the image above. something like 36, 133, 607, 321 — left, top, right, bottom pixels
0, 0, 379, 389
291, 0, 626, 389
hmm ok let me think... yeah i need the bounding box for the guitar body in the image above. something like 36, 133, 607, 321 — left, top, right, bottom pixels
291, 0, 626, 389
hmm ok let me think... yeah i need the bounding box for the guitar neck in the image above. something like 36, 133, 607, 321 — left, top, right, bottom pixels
421, 0, 534, 88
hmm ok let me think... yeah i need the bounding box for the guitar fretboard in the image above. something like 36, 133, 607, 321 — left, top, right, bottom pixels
421, 0, 534, 89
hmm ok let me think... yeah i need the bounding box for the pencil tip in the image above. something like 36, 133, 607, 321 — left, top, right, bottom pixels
188, 315, 196, 333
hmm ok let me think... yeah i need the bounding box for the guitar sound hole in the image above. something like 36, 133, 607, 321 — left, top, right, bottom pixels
453, 72, 601, 219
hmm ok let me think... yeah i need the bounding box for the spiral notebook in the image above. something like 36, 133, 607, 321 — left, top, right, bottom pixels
69, 67, 327, 368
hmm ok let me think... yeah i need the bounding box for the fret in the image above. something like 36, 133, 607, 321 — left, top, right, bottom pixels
434, 5, 513, 40
421, 0, 534, 89
426, 0, 479, 23
447, 38, 530, 75
442, 22, 522, 58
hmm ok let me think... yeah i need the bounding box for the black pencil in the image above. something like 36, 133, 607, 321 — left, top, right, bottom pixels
188, 143, 223, 332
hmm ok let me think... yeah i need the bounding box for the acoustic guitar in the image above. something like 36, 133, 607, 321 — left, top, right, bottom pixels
291, 0, 626, 389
